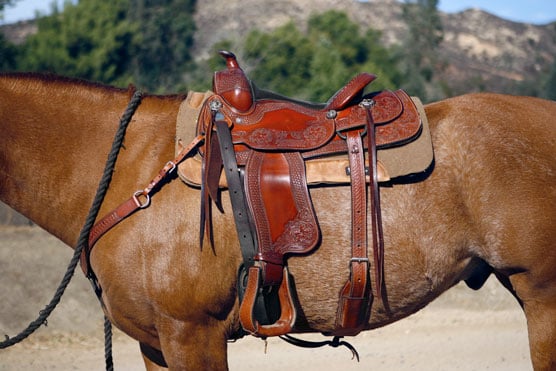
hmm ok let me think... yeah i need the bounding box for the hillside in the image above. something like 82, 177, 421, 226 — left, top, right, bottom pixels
2, 0, 555, 96
192, 0, 556, 94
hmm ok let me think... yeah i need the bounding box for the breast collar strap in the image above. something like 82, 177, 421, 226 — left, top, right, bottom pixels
81, 135, 204, 299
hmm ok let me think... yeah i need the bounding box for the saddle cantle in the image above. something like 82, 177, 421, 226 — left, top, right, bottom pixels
198, 51, 425, 338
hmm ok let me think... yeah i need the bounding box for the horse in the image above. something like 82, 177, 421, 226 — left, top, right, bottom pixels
0, 72, 554, 370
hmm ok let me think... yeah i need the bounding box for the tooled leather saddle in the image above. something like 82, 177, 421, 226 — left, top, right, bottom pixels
199, 51, 422, 338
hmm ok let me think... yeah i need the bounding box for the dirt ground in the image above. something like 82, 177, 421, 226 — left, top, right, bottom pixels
0, 226, 531, 370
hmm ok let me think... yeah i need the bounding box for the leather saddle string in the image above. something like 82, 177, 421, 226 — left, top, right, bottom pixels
200, 123, 224, 248
365, 105, 384, 299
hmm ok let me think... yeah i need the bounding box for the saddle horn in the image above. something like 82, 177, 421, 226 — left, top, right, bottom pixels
213, 50, 254, 112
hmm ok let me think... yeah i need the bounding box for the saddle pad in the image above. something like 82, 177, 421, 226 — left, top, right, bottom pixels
175, 92, 433, 187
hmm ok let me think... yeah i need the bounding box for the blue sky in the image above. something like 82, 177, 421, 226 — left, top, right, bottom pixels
438, 0, 555, 24
2, 0, 556, 25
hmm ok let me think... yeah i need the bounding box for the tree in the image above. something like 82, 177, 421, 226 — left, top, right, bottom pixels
0, 33, 17, 70
128, 0, 196, 92
545, 58, 556, 100
0, 1, 21, 71
19, 0, 139, 86
239, 10, 400, 102
398, 0, 444, 100
244, 22, 313, 98
14, 0, 197, 91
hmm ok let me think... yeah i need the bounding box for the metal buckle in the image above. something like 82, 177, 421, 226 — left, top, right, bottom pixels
165, 160, 176, 173
350, 257, 370, 263
133, 191, 151, 209
209, 99, 223, 112
359, 98, 375, 109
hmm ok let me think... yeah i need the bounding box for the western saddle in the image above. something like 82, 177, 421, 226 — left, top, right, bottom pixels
198, 51, 423, 338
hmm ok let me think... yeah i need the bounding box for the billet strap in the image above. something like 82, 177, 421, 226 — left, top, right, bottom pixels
334, 98, 384, 336
239, 266, 297, 337
81, 135, 204, 278
334, 129, 372, 336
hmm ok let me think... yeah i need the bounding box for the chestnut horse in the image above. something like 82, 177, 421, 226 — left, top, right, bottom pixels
0, 72, 555, 370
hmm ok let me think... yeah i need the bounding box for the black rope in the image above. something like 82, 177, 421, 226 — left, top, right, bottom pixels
104, 315, 114, 371
1, 90, 143, 370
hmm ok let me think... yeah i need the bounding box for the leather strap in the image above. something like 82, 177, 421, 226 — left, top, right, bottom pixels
366, 105, 384, 298
200, 116, 227, 248
334, 129, 372, 336
333, 98, 385, 336
81, 135, 204, 281
214, 117, 258, 267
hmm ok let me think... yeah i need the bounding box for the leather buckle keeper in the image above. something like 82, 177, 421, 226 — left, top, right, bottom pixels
335, 260, 372, 336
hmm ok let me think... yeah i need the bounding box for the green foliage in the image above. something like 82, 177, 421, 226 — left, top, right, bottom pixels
128, 0, 196, 92
240, 10, 399, 102
0, 0, 19, 70
0, 32, 17, 70
19, 0, 138, 86
307, 10, 364, 66
10, 0, 196, 92
244, 22, 313, 98
398, 0, 444, 100
545, 59, 556, 100
7, 2, 545, 100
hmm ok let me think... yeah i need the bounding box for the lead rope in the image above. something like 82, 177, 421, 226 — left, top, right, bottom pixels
0, 90, 143, 371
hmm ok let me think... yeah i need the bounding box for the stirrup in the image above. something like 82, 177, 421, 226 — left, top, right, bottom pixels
239, 266, 296, 337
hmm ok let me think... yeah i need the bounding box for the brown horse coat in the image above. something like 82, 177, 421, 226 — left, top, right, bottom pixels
1, 73, 554, 370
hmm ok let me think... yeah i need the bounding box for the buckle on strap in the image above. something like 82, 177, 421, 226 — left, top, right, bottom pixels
350, 257, 370, 263
132, 190, 151, 209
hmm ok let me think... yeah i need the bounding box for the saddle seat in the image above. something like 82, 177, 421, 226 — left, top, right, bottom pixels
198, 51, 424, 338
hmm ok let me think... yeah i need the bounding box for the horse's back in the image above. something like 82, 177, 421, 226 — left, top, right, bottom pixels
425, 93, 555, 187
426, 92, 555, 148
